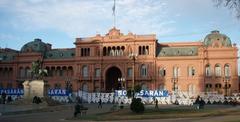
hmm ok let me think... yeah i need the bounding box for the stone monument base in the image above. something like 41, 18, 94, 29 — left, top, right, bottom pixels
23, 80, 47, 99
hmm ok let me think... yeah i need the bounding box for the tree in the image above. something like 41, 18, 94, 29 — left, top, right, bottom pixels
214, 0, 240, 19
31, 60, 48, 80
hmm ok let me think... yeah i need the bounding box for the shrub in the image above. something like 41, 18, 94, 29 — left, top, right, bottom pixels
130, 98, 145, 113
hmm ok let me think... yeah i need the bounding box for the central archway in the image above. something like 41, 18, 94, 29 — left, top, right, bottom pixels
105, 66, 122, 92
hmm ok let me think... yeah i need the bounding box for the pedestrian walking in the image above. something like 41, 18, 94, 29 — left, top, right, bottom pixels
155, 98, 159, 109
74, 103, 81, 117
1, 92, 6, 104
98, 98, 102, 108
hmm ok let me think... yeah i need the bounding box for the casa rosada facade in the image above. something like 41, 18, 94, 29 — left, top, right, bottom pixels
0, 28, 239, 95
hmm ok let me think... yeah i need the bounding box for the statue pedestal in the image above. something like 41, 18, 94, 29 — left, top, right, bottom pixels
23, 80, 47, 99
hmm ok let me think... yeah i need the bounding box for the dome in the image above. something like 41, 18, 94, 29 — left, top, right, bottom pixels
204, 30, 232, 47
21, 38, 48, 53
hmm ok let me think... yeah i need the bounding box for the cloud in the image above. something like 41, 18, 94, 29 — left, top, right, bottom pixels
0, 0, 175, 38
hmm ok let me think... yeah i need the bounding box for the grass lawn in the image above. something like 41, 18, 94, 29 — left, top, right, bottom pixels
69, 105, 240, 121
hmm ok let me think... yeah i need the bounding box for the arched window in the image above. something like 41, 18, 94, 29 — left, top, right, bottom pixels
95, 68, 100, 78
138, 46, 142, 55
146, 46, 149, 55
173, 66, 180, 78
26, 67, 31, 78
215, 64, 221, 77
82, 65, 88, 77
159, 67, 166, 77
205, 64, 211, 76
19, 67, 25, 78
140, 64, 147, 77
205, 83, 212, 92
224, 64, 230, 77
188, 66, 195, 77
142, 46, 146, 55
103, 47, 106, 56
82, 83, 88, 92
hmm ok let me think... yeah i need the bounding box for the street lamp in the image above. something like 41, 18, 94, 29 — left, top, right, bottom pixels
171, 77, 178, 92
129, 53, 138, 91
223, 76, 230, 96
118, 77, 126, 90
65, 78, 72, 95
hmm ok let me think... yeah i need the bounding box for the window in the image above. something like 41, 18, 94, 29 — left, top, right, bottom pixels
95, 68, 100, 78
127, 68, 132, 77
82, 65, 88, 77
59, 69, 63, 76
205, 64, 211, 76
140, 64, 147, 77
173, 67, 180, 78
224, 64, 230, 77
215, 64, 221, 77
159, 68, 166, 77
26, 68, 31, 78
188, 66, 195, 77
205, 84, 212, 92
19, 67, 25, 78
82, 83, 88, 92
138, 46, 149, 55
81, 48, 90, 57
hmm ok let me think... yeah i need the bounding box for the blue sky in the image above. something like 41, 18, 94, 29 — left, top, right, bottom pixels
0, 0, 239, 49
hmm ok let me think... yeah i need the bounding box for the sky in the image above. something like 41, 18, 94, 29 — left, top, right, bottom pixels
0, 0, 239, 59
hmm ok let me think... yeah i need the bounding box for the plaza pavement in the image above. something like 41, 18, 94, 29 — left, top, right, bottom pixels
0, 103, 240, 122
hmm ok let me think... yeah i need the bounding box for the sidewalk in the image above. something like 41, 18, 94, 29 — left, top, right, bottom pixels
0, 103, 115, 116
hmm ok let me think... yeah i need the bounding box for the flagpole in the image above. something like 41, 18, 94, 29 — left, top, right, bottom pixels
113, 0, 116, 27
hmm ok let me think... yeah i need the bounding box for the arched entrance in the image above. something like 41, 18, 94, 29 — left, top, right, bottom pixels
105, 67, 122, 92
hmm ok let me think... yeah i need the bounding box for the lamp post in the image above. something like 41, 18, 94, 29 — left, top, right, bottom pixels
223, 76, 230, 96
129, 53, 138, 91
171, 77, 178, 92
118, 77, 126, 90
65, 78, 72, 95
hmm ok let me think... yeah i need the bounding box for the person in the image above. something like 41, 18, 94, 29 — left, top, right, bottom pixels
74, 103, 81, 117
1, 92, 6, 104
7, 96, 12, 103
155, 98, 159, 109
32, 96, 37, 104
120, 101, 124, 109
199, 98, 205, 109
98, 98, 102, 108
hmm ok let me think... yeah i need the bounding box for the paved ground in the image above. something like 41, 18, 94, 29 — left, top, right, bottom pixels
0, 103, 113, 122
0, 103, 239, 122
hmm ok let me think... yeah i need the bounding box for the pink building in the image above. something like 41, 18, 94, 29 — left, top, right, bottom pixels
0, 28, 239, 95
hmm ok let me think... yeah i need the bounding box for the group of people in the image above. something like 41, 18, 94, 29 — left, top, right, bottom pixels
194, 96, 205, 109
32, 96, 42, 104
1, 92, 12, 104
73, 98, 104, 117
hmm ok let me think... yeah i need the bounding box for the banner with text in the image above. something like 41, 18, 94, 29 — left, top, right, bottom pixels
115, 90, 169, 97
0, 88, 24, 95
48, 89, 70, 96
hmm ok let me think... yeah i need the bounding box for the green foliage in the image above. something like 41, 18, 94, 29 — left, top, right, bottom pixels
130, 98, 145, 113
